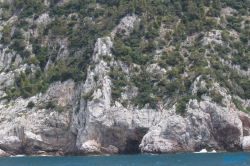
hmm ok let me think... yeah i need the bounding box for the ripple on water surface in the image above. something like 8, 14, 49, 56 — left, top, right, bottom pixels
1, 152, 250, 166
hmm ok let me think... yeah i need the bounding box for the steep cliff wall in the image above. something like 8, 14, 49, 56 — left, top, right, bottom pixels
0, 0, 250, 156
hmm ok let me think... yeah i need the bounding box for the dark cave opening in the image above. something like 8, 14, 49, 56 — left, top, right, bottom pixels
101, 126, 148, 154
122, 127, 149, 154
123, 139, 141, 154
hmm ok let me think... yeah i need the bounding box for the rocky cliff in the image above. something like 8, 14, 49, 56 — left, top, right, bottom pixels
0, 0, 250, 156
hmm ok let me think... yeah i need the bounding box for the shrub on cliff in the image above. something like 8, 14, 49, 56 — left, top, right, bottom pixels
46, 101, 56, 109
211, 90, 224, 104
176, 95, 191, 115
27, 101, 35, 108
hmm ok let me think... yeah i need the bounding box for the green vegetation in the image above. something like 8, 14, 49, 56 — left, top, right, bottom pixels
176, 95, 192, 115
46, 101, 56, 109
232, 97, 250, 113
197, 88, 208, 100
109, 68, 127, 100
27, 101, 35, 108
131, 70, 156, 109
83, 89, 94, 101
0, 0, 250, 115
14, 0, 47, 19
211, 90, 224, 104
1, 25, 11, 44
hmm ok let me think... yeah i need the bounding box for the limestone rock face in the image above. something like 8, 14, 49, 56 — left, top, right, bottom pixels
0, 80, 76, 155
1, 11, 250, 156
101, 145, 119, 154
0, 149, 10, 157
0, 49, 15, 70
242, 136, 250, 151
79, 140, 101, 154
237, 111, 250, 136
237, 111, 250, 151
111, 14, 140, 38
140, 101, 243, 153
35, 13, 52, 25
0, 33, 249, 155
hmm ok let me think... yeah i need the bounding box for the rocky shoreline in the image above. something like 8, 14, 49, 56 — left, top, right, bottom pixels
1, 8, 250, 159
1, 35, 250, 159
1, 99, 250, 157
0, 147, 248, 158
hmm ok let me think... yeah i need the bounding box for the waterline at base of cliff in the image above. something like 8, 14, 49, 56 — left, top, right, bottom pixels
1, 152, 249, 166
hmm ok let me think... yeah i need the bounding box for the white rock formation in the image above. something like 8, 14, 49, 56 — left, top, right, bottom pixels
140, 100, 243, 153
35, 13, 52, 26
0, 149, 10, 157
111, 14, 140, 38
0, 80, 76, 155
0, 11, 250, 157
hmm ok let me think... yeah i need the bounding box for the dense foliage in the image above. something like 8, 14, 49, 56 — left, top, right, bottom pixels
0, 0, 250, 114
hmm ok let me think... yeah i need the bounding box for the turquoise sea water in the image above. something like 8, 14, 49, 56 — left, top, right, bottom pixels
0, 152, 249, 166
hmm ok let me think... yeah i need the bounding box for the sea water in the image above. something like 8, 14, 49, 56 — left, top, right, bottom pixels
0, 152, 249, 166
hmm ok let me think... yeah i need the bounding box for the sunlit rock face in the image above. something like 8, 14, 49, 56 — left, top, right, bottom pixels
0, 3, 250, 156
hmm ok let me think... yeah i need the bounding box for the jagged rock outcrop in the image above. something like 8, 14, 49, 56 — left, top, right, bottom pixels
140, 100, 243, 153
111, 14, 140, 39
1, 3, 250, 156
242, 136, 250, 151
0, 80, 76, 155
0, 33, 246, 155
0, 149, 10, 157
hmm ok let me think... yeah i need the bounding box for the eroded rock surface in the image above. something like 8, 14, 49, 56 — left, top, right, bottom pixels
0, 34, 250, 156
0, 80, 76, 155
0, 149, 10, 157
0, 11, 250, 156
140, 101, 243, 153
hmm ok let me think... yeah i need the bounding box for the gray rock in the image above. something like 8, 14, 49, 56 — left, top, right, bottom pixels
101, 145, 119, 154
111, 14, 140, 38
0, 149, 10, 157
0, 12, 250, 156
140, 101, 243, 153
35, 13, 52, 26
242, 136, 250, 151
0, 80, 76, 155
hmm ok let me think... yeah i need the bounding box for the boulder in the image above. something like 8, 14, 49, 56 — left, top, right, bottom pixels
0, 149, 10, 157
101, 145, 119, 154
